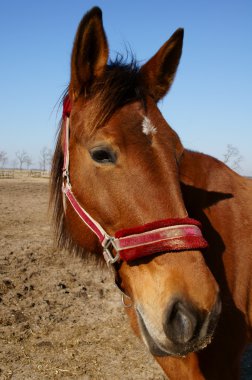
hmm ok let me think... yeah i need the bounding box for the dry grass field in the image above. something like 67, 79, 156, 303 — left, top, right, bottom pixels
0, 175, 251, 379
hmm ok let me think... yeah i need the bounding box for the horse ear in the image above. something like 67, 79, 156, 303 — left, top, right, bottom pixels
140, 28, 184, 102
69, 7, 108, 100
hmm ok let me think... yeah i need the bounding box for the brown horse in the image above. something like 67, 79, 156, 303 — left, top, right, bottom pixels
50, 7, 252, 379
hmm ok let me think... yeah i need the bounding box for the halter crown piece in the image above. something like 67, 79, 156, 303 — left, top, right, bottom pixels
62, 95, 208, 265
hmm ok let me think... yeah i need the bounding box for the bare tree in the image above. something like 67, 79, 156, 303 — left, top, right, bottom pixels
15, 150, 31, 170
0, 150, 8, 168
39, 147, 52, 171
223, 144, 243, 172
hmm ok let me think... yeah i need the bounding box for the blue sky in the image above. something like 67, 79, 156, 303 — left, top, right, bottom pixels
0, 0, 251, 174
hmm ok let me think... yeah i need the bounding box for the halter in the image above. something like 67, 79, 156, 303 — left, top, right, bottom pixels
61, 95, 208, 266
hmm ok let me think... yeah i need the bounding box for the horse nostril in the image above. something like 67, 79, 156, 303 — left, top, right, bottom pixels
164, 300, 198, 344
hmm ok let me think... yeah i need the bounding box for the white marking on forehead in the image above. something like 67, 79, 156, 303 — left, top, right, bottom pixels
142, 116, 157, 136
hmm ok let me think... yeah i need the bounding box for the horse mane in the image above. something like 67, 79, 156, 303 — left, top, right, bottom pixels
50, 56, 148, 260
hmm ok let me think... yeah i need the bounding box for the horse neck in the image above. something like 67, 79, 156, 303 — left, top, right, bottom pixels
179, 149, 252, 308
180, 149, 242, 191
179, 149, 252, 219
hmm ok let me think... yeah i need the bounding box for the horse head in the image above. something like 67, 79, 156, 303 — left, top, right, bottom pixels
51, 7, 221, 358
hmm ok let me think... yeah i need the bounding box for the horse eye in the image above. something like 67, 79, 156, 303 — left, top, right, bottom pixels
90, 147, 117, 164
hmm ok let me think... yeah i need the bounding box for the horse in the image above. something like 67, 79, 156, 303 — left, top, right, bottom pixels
50, 7, 252, 379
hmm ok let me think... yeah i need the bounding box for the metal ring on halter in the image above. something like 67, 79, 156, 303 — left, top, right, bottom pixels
121, 293, 133, 308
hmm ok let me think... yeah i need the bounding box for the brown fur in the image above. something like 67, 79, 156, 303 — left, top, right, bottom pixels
50, 7, 252, 379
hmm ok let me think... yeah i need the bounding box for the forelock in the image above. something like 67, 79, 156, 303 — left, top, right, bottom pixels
78, 56, 147, 136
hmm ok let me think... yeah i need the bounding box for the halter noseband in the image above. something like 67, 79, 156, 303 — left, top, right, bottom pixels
62, 95, 208, 265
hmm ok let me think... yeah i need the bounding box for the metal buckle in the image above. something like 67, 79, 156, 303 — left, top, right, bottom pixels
62, 169, 70, 185
103, 237, 120, 265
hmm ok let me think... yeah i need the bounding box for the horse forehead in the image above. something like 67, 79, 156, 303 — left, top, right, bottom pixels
72, 98, 169, 143
112, 101, 145, 123
108, 101, 160, 132
73, 100, 145, 136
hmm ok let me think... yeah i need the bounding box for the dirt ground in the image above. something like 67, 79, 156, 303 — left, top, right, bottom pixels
0, 176, 251, 379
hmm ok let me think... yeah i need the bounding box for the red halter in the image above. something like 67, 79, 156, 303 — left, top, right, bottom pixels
62, 96, 208, 265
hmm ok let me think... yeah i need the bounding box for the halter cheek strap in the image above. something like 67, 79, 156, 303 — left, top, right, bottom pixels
61, 95, 208, 265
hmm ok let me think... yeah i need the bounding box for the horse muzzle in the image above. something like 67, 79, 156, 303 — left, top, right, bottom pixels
136, 294, 221, 357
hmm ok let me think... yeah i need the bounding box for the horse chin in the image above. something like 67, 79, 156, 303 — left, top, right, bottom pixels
136, 308, 216, 358
150, 336, 214, 358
